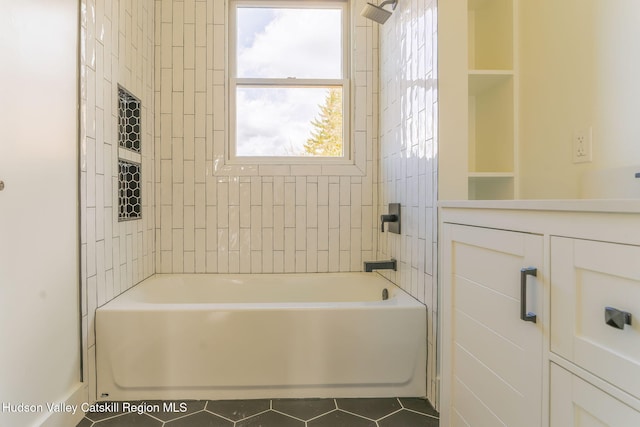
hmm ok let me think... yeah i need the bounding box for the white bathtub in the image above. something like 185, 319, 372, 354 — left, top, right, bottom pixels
96, 273, 426, 400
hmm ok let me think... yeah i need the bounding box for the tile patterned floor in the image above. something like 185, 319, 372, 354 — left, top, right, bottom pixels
76, 398, 439, 427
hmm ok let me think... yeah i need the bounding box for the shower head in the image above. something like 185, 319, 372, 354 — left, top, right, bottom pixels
360, 0, 397, 24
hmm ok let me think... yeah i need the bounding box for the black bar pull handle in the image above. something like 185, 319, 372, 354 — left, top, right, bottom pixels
520, 267, 538, 323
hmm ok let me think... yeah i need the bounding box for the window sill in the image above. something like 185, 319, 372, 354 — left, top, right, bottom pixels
212, 155, 367, 177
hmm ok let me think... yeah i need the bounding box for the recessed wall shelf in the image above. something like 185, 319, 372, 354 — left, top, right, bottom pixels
468, 173, 515, 200
118, 159, 141, 221
118, 86, 141, 153
468, 70, 513, 94
468, 172, 515, 178
117, 85, 142, 221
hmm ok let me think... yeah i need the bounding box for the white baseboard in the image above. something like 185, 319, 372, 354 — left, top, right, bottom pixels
36, 383, 88, 427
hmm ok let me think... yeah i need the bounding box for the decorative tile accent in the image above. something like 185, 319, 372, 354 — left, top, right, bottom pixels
118, 86, 141, 153
118, 160, 141, 221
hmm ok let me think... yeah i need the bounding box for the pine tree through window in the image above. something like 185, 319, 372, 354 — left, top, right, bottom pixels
304, 88, 343, 157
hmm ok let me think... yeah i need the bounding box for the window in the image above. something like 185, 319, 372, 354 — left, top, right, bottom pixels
229, 0, 350, 162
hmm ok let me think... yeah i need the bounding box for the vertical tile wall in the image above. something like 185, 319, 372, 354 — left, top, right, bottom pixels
80, 0, 156, 403
378, 0, 439, 408
79, 0, 436, 408
154, 0, 378, 274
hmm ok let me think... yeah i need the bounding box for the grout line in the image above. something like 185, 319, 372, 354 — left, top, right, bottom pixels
235, 407, 272, 423
337, 408, 378, 422
83, 412, 128, 424
151, 408, 208, 423
304, 405, 338, 423
271, 408, 308, 424
397, 397, 440, 420
203, 406, 237, 423
144, 411, 167, 423
375, 407, 404, 422
403, 407, 440, 420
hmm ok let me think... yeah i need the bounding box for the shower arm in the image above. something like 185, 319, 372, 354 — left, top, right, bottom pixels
379, 0, 398, 10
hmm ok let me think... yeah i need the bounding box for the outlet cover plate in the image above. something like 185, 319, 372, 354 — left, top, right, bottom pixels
573, 128, 592, 163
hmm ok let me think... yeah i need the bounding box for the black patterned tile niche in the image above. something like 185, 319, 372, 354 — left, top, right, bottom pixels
118, 160, 141, 221
118, 86, 141, 153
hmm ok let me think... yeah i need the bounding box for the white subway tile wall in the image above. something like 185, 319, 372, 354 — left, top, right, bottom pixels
378, 0, 439, 408
79, 0, 437, 409
80, 0, 156, 403
154, 0, 379, 274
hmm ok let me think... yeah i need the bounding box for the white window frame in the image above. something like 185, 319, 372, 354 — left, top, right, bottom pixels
228, 0, 351, 165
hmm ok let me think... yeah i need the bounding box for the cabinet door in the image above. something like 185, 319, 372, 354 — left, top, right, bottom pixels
550, 363, 640, 426
551, 237, 640, 400
441, 224, 544, 427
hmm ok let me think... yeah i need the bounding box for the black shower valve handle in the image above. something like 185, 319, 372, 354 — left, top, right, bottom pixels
380, 214, 398, 232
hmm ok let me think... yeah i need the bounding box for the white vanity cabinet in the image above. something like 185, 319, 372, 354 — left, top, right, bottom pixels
551, 237, 640, 401
440, 201, 640, 427
549, 236, 640, 426
550, 363, 640, 427
441, 223, 544, 426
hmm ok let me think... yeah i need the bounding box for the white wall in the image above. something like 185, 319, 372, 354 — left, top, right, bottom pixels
154, 0, 378, 273
79, 0, 156, 404
0, 1, 83, 426
378, 0, 439, 407
519, 0, 640, 199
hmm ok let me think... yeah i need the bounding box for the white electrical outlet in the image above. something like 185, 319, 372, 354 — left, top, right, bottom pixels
573, 127, 592, 163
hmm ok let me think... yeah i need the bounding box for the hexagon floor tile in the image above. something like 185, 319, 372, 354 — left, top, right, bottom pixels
336, 398, 402, 420
76, 398, 439, 426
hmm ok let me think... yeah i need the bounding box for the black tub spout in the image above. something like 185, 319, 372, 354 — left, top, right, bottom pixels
363, 259, 397, 272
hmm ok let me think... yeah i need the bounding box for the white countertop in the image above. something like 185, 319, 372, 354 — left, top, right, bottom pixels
438, 199, 640, 214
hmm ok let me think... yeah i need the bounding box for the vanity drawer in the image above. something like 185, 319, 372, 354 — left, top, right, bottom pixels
550, 363, 640, 426
551, 237, 640, 399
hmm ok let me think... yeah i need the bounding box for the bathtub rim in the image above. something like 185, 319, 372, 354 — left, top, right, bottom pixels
98, 272, 424, 311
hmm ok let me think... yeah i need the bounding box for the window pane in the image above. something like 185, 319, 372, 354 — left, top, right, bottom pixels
236, 7, 343, 79
236, 87, 343, 157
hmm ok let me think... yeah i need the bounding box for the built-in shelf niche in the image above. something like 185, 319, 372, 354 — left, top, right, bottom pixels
468, 174, 514, 200
466, 0, 517, 200
468, 0, 513, 71
468, 73, 514, 174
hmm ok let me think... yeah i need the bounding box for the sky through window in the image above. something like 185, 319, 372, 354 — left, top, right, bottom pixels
234, 6, 345, 157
